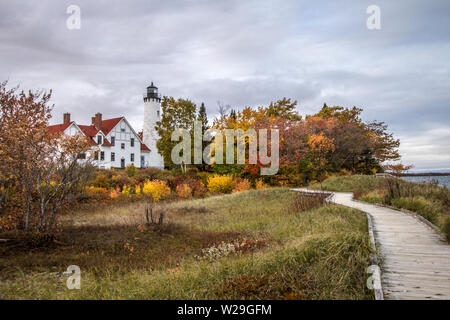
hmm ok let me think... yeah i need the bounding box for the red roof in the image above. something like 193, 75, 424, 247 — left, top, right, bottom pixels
48, 117, 126, 148
49, 122, 115, 147
78, 125, 99, 137
100, 117, 123, 135
141, 143, 150, 152
102, 140, 113, 147
48, 122, 73, 134
138, 132, 150, 151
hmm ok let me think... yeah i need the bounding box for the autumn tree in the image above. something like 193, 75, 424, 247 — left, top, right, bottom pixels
155, 97, 197, 170
266, 98, 302, 121
383, 163, 414, 175
305, 133, 335, 188
312, 104, 400, 173
211, 99, 297, 176
0, 81, 93, 233
34, 134, 94, 231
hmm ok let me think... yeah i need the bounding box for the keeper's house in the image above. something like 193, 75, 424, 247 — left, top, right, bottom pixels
48, 112, 151, 169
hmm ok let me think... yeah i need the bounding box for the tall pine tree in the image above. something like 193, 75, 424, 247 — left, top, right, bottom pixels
197, 102, 209, 171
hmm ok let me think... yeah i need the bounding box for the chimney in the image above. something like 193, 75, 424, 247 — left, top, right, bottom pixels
63, 113, 71, 124
94, 113, 102, 130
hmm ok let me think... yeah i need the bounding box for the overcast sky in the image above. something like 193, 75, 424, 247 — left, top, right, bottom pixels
1, 0, 449, 171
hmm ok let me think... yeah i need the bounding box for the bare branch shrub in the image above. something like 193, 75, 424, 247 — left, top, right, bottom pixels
291, 192, 332, 212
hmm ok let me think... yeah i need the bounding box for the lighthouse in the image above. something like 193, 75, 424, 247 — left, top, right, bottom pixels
143, 82, 165, 169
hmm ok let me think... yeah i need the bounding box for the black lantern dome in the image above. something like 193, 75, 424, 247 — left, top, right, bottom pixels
144, 82, 161, 102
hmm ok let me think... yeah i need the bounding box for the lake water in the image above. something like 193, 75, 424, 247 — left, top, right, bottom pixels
401, 175, 450, 188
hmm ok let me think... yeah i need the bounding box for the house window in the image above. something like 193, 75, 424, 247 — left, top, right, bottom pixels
121, 128, 125, 133
111, 152, 115, 162
94, 151, 99, 160
121, 143, 125, 149
111, 136, 115, 146
131, 138, 135, 147
131, 153, 134, 162
100, 151, 105, 161
157, 110, 160, 117
97, 135, 102, 145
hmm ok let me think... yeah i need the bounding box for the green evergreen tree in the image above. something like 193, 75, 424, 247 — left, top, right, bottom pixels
197, 103, 209, 171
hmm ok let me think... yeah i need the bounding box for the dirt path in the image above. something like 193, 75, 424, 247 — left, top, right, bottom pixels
293, 189, 450, 300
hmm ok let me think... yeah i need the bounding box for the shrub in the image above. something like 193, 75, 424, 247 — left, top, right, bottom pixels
111, 172, 132, 189
187, 179, 208, 198
359, 191, 384, 204
384, 178, 415, 205
186, 167, 198, 176
85, 186, 109, 201
291, 192, 329, 212
255, 179, 268, 189
233, 179, 251, 193
92, 173, 110, 188
176, 184, 193, 199
207, 175, 236, 194
352, 189, 364, 200
109, 187, 120, 199
135, 185, 142, 195
135, 168, 168, 183
390, 197, 439, 225
196, 171, 210, 186
125, 164, 137, 177
165, 175, 186, 190
142, 180, 171, 202
86, 186, 108, 196
122, 185, 131, 196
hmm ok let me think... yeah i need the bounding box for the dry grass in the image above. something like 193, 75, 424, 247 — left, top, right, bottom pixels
0, 188, 373, 300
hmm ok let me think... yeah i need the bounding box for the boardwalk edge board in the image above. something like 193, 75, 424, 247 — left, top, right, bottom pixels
363, 202, 447, 242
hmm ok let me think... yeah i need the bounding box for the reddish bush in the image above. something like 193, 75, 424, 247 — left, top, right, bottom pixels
176, 184, 193, 199
353, 189, 364, 200
233, 179, 251, 193
183, 178, 208, 198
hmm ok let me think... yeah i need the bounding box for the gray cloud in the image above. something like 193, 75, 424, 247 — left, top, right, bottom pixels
0, 0, 449, 171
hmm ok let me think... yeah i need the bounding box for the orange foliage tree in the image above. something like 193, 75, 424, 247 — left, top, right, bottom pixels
211, 99, 401, 182
0, 81, 94, 233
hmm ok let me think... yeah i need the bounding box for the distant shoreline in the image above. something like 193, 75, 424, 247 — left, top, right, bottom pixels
398, 173, 450, 177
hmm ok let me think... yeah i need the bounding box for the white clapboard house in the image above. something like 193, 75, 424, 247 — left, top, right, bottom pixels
47, 83, 165, 169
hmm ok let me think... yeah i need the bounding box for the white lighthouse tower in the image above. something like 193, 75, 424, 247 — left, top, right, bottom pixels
143, 82, 164, 169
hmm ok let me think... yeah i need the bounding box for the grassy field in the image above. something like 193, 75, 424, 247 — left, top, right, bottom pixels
0, 188, 373, 299
312, 175, 450, 240
310, 175, 387, 193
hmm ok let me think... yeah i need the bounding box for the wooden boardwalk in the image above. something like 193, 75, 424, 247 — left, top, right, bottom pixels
293, 189, 450, 300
